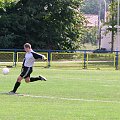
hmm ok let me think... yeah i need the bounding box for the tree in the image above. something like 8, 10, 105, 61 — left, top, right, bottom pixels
82, 0, 99, 14
81, 0, 110, 19
0, 0, 86, 50
105, 0, 119, 51
81, 27, 97, 45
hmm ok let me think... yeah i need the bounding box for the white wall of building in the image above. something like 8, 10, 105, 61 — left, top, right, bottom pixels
101, 26, 120, 51
114, 33, 120, 51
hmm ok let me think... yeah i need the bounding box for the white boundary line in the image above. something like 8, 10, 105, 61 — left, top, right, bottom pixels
15, 94, 120, 104
1, 92, 120, 104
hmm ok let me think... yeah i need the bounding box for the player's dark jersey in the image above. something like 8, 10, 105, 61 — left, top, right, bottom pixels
23, 50, 44, 67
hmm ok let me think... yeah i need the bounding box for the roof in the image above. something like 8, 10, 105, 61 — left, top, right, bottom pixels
84, 14, 99, 27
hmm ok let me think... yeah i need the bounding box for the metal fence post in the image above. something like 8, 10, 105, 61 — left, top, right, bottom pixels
83, 51, 87, 69
13, 49, 17, 67
115, 51, 119, 70
48, 50, 51, 68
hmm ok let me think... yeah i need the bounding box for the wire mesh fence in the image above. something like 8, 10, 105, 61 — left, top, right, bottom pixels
86, 53, 115, 69
50, 52, 84, 68
0, 49, 119, 70
17, 52, 48, 67
0, 52, 14, 67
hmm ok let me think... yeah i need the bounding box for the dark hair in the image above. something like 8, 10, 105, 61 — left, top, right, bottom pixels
24, 43, 31, 49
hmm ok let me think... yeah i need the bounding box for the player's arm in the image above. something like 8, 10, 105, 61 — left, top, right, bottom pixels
32, 52, 47, 61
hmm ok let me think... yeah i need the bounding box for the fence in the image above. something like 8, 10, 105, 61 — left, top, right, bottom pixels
0, 49, 119, 70
17, 52, 48, 67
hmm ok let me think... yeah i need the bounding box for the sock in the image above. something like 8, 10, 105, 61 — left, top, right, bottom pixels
12, 82, 21, 93
30, 77, 40, 82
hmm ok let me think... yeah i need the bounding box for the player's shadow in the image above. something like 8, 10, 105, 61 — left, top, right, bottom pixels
0, 92, 28, 96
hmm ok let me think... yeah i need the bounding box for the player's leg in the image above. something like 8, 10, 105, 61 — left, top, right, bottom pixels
22, 67, 46, 83
25, 67, 47, 82
30, 76, 47, 82
25, 77, 30, 83
9, 76, 23, 94
24, 76, 47, 82
25, 75, 47, 83
9, 67, 29, 94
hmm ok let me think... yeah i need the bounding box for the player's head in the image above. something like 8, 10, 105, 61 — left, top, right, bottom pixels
24, 43, 31, 52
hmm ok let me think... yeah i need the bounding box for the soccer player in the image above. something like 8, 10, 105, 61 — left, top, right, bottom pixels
9, 43, 47, 94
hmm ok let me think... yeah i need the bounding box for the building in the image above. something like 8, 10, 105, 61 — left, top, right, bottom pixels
84, 14, 120, 51
101, 26, 120, 51
84, 14, 99, 27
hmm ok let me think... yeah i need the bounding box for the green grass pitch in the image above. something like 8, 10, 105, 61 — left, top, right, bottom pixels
0, 67, 120, 120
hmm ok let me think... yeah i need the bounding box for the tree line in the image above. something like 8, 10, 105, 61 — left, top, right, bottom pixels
0, 0, 118, 50
0, 0, 87, 50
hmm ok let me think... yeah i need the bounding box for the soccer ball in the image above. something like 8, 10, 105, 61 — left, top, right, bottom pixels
2, 68, 9, 75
